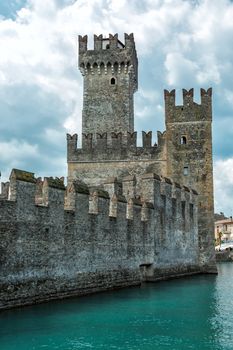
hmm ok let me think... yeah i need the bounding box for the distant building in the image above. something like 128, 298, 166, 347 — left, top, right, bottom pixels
215, 218, 233, 242
214, 212, 228, 221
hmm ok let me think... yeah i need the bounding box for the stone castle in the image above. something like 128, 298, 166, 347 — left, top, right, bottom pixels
0, 33, 216, 310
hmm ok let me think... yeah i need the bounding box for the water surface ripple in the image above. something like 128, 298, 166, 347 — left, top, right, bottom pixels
1, 263, 233, 350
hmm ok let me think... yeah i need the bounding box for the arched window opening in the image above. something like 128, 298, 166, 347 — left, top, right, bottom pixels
180, 136, 187, 145
111, 77, 116, 85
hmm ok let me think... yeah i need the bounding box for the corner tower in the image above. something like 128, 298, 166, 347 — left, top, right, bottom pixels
164, 88, 216, 273
78, 33, 138, 140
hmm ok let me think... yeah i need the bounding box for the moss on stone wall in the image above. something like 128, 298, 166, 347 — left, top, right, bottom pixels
11, 169, 36, 183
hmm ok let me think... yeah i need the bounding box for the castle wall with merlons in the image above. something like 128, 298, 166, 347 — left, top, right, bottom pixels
79, 33, 138, 137
67, 130, 167, 187
67, 88, 216, 274
0, 170, 199, 310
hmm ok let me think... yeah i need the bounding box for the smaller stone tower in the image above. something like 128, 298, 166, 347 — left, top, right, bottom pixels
165, 88, 216, 273
78, 33, 138, 142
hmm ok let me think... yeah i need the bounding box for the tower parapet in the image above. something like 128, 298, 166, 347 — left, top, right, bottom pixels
67, 130, 165, 163
164, 88, 212, 123
79, 33, 138, 139
79, 33, 137, 82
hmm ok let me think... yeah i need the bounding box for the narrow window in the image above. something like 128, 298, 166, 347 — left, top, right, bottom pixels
160, 196, 166, 226
189, 204, 194, 220
172, 198, 176, 217
106, 44, 110, 49
180, 136, 187, 144
111, 77, 116, 85
182, 202, 186, 219
183, 166, 189, 176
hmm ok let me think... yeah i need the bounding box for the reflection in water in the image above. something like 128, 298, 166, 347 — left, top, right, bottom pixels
0, 263, 233, 350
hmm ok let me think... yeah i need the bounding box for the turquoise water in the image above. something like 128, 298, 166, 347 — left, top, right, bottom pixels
1, 263, 233, 350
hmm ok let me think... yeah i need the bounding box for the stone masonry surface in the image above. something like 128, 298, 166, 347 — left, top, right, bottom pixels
0, 33, 216, 310
0, 169, 199, 310
68, 33, 216, 275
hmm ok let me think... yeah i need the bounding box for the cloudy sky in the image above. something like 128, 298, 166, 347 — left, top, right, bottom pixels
0, 0, 233, 215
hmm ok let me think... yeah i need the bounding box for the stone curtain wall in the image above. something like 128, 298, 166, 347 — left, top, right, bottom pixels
67, 131, 166, 162
0, 170, 199, 310
67, 131, 167, 187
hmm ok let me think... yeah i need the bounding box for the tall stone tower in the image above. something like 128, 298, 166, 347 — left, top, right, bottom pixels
164, 88, 216, 273
78, 33, 138, 141
67, 33, 216, 273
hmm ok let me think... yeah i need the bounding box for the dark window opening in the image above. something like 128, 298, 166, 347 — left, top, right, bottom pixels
172, 198, 177, 217
182, 202, 186, 219
190, 203, 194, 220
160, 195, 166, 225
111, 77, 116, 85
106, 44, 110, 49
180, 136, 187, 144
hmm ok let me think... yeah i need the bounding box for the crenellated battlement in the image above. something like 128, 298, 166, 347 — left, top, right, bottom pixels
0, 169, 197, 220
67, 131, 166, 162
164, 88, 212, 123
0, 31, 216, 310
78, 33, 138, 91
164, 88, 212, 106
0, 168, 199, 309
78, 33, 135, 53
0, 182, 9, 199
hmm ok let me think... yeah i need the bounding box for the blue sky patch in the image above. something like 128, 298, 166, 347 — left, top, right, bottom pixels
0, 0, 27, 19
0, 0, 233, 215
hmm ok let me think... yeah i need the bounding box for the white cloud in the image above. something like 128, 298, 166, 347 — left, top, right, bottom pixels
224, 89, 233, 108
165, 53, 199, 86
0, 0, 233, 214
0, 139, 39, 182
214, 158, 233, 216
0, 139, 38, 162
43, 128, 65, 146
